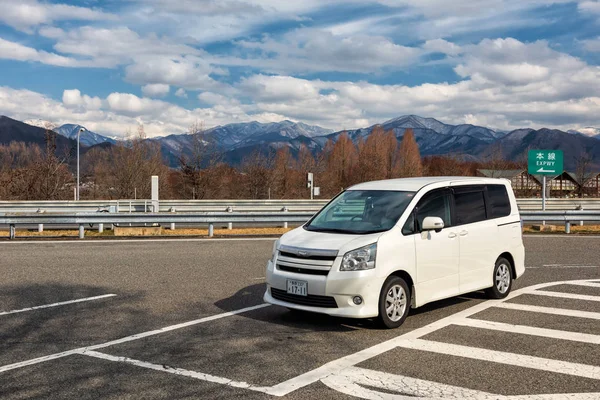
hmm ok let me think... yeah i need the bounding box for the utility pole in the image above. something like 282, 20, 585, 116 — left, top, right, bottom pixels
77, 127, 86, 201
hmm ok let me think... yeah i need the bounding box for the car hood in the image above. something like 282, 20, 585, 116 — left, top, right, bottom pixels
278, 226, 385, 255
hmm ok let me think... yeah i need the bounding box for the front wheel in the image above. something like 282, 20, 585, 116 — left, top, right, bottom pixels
377, 276, 410, 329
485, 257, 513, 299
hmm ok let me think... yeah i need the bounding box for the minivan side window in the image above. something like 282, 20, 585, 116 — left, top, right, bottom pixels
454, 189, 486, 225
402, 189, 452, 235
487, 184, 511, 218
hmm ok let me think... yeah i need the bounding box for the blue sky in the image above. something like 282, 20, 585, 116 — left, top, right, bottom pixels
0, 0, 599, 137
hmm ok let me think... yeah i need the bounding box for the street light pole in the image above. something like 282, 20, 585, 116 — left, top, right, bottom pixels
77, 127, 85, 201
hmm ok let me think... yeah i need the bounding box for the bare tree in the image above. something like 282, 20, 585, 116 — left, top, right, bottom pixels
575, 151, 593, 197
394, 128, 423, 177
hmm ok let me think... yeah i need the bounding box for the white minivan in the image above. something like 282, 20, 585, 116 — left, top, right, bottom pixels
264, 177, 525, 328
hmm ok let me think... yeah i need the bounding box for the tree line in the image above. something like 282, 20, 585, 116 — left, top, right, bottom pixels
0, 125, 518, 200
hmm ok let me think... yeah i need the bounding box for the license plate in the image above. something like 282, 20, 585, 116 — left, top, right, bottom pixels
286, 279, 307, 296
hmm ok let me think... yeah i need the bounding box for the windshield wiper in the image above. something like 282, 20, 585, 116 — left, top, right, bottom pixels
304, 226, 357, 234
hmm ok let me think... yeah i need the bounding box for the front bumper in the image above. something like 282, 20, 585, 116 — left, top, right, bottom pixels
263, 259, 383, 319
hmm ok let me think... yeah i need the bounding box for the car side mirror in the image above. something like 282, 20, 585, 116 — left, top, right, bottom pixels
422, 216, 444, 233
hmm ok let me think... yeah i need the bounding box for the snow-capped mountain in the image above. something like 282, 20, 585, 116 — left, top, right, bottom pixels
568, 127, 600, 139
24, 119, 55, 129
54, 124, 116, 146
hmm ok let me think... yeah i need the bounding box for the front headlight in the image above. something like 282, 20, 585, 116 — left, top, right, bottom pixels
271, 239, 280, 263
340, 243, 377, 271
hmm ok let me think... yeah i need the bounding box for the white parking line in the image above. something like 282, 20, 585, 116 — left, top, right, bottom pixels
0, 303, 270, 373
567, 281, 600, 288
494, 302, 600, 320
322, 366, 600, 400
0, 238, 277, 245
531, 290, 600, 302
457, 318, 600, 344
397, 338, 600, 380
0, 294, 117, 316
83, 350, 273, 393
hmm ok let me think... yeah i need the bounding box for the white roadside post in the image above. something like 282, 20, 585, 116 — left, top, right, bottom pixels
307, 172, 314, 200
170, 207, 176, 230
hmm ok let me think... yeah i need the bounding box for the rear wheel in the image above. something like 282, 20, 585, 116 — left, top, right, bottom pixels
485, 257, 513, 299
377, 276, 410, 329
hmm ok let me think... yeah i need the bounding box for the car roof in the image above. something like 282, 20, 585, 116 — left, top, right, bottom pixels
347, 176, 509, 192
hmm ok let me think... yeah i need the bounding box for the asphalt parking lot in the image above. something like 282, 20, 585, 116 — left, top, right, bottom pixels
1, 236, 599, 399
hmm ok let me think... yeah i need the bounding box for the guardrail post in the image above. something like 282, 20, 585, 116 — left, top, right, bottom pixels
37, 208, 44, 232
282, 206, 288, 229
78, 224, 85, 239
98, 223, 104, 233
578, 206, 584, 226
565, 221, 571, 234
170, 207, 176, 230
9, 224, 15, 240
208, 223, 214, 237
226, 206, 233, 230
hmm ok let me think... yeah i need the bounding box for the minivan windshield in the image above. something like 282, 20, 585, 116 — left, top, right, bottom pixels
305, 190, 416, 234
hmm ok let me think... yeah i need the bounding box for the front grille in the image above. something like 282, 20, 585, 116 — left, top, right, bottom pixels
271, 288, 338, 308
277, 264, 329, 276
279, 251, 336, 262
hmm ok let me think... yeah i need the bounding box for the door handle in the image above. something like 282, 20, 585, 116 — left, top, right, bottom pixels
460, 230, 468, 236
448, 232, 457, 238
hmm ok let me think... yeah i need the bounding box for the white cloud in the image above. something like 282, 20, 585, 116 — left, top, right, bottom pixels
62, 89, 102, 110
234, 29, 420, 74
582, 37, 600, 52
175, 88, 188, 98
423, 39, 462, 56
0, 0, 115, 32
578, 1, 600, 17
0, 37, 80, 67
142, 84, 170, 97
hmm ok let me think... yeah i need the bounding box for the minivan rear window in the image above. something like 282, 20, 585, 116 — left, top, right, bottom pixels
454, 190, 486, 225
487, 184, 511, 218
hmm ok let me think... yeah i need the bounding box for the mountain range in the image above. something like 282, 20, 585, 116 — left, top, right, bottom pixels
3, 114, 600, 170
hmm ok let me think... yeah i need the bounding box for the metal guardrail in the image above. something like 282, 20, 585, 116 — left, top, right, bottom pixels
1, 198, 600, 214
2, 209, 599, 239
0, 211, 315, 239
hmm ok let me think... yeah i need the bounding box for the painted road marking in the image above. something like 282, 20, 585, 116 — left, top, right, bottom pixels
0, 238, 277, 245
494, 303, 600, 320
567, 281, 600, 288
3, 279, 600, 399
530, 290, 600, 302
0, 303, 270, 373
322, 366, 600, 400
397, 338, 600, 380
528, 265, 600, 269
0, 294, 117, 316
83, 350, 273, 394
455, 318, 600, 344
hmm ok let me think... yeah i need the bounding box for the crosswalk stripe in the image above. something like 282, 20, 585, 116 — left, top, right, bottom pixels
531, 290, 600, 302
455, 318, 600, 344
396, 339, 600, 380
494, 302, 600, 320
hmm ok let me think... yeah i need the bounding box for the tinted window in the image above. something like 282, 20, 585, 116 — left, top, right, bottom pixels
487, 185, 511, 218
454, 190, 486, 225
403, 190, 452, 234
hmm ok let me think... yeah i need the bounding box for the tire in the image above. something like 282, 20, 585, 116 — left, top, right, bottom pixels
485, 257, 513, 299
377, 276, 410, 329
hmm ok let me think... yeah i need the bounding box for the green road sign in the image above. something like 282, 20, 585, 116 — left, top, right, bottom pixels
528, 149, 563, 175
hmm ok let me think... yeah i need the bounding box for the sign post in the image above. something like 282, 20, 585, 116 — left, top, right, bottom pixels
527, 150, 564, 213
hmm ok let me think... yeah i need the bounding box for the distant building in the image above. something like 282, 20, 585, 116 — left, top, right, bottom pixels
578, 172, 600, 197
477, 169, 600, 198
476, 169, 541, 197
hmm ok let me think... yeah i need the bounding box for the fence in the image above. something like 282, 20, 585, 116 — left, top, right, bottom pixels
2, 209, 600, 239
1, 198, 600, 215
